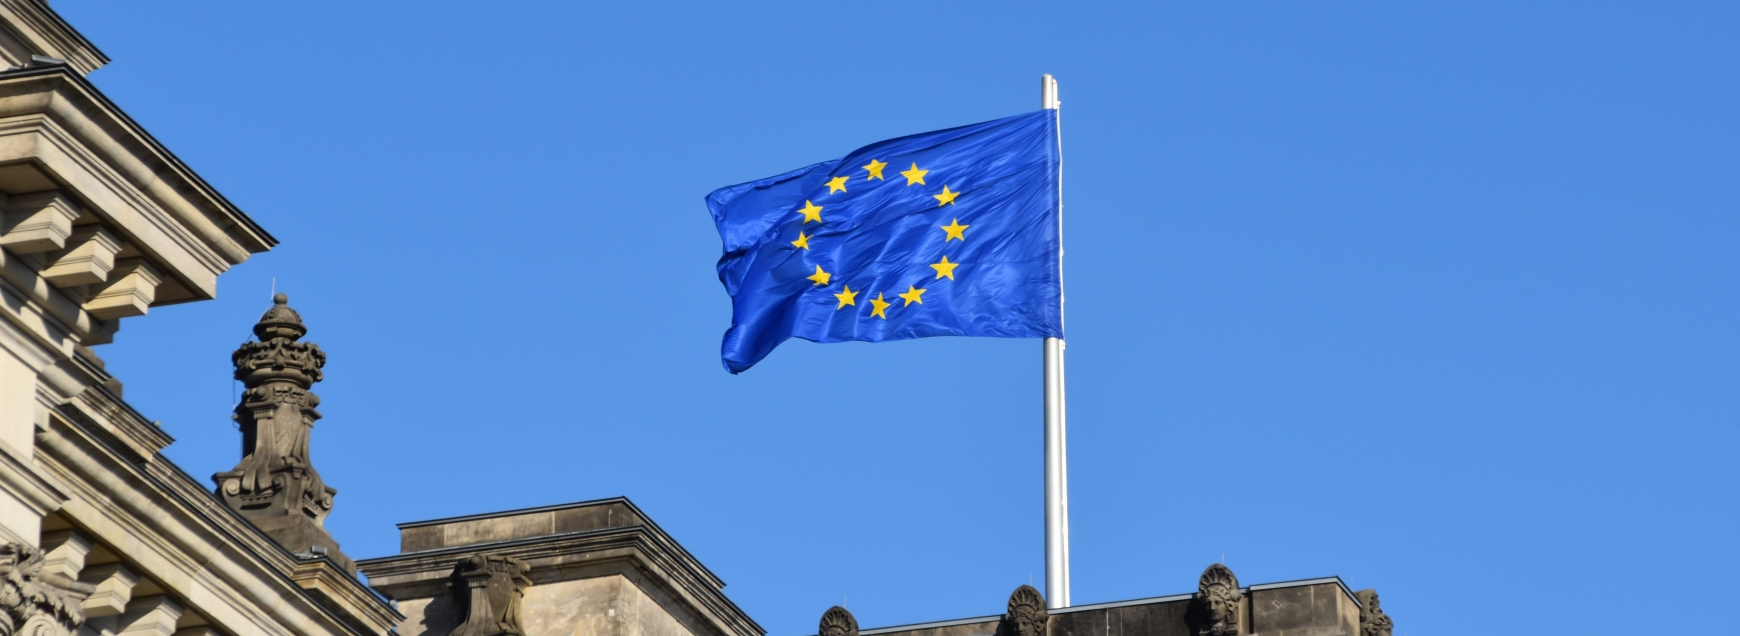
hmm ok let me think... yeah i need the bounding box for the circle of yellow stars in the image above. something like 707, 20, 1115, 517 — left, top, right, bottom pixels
792, 158, 967, 321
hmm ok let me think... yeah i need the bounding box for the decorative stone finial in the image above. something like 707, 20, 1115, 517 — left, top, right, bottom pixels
998, 585, 1048, 636
0, 542, 90, 636
1186, 564, 1242, 636
818, 606, 858, 636
452, 554, 532, 636
253, 293, 307, 342
1355, 589, 1393, 636
212, 294, 352, 573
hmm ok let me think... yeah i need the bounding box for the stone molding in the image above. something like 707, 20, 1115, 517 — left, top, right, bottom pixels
0, 65, 274, 339
0, 0, 107, 75
0, 541, 90, 636
360, 525, 762, 636
33, 406, 397, 636
0, 191, 80, 254
0, 440, 64, 530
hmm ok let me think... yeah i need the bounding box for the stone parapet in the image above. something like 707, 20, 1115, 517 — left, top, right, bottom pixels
839, 569, 1370, 636
360, 498, 762, 636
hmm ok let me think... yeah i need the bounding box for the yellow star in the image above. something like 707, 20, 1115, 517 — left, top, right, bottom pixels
807, 265, 831, 286
791, 231, 810, 250
869, 293, 890, 319
898, 285, 926, 306
940, 218, 969, 242
933, 185, 959, 206
900, 163, 928, 186
834, 284, 858, 309
862, 159, 887, 180
825, 176, 849, 194
929, 255, 959, 280
799, 200, 823, 223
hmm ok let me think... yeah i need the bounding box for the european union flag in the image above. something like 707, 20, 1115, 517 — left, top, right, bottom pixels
708, 110, 1061, 373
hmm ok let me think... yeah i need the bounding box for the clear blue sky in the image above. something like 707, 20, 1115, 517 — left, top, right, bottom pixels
61, 2, 1735, 634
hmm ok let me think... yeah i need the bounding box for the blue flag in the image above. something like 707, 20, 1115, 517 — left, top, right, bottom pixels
708, 110, 1061, 374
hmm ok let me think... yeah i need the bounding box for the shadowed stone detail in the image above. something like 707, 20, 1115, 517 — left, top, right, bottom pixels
212, 294, 353, 573
1355, 590, 1392, 636
452, 554, 531, 636
1186, 564, 1241, 636
0, 543, 91, 636
999, 585, 1048, 636
819, 606, 858, 636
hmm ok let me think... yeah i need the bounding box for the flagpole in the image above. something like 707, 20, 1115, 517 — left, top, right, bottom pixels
1041, 73, 1070, 610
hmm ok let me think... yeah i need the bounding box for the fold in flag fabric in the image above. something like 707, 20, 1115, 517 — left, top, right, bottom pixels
708, 110, 1061, 374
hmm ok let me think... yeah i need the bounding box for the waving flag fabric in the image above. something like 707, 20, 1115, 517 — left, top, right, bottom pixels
708, 110, 1061, 374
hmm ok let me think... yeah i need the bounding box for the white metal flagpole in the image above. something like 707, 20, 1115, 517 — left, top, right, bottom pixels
1041, 73, 1070, 610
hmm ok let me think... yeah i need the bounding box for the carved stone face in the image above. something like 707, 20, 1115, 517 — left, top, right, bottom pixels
1202, 584, 1237, 635
1012, 608, 1042, 636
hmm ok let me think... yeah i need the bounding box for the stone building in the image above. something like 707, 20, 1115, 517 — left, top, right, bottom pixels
0, 4, 1395, 636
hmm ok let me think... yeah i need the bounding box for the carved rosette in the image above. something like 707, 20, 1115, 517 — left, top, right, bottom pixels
1186, 564, 1242, 636
818, 606, 858, 636
212, 294, 336, 524
998, 585, 1048, 636
451, 554, 532, 636
1355, 590, 1392, 636
0, 544, 88, 636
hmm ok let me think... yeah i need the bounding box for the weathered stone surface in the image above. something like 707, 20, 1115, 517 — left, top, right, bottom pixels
0, 541, 90, 636
40, 225, 119, 288
0, 191, 79, 254
451, 554, 530, 636
75, 563, 136, 618
819, 606, 858, 636
1353, 590, 1391, 636
399, 500, 646, 553
862, 575, 1370, 636
362, 499, 759, 636
1186, 564, 1241, 636
998, 585, 1047, 636
83, 259, 162, 320
1246, 581, 1363, 636
210, 294, 353, 574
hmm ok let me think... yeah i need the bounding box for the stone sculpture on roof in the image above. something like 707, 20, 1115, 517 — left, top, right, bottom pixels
1356, 589, 1393, 636
211, 294, 354, 572
819, 606, 859, 636
451, 554, 531, 636
1186, 563, 1242, 636
1000, 585, 1048, 636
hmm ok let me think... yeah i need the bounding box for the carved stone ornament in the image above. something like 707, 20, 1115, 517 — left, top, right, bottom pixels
1355, 589, 1393, 636
451, 554, 532, 636
0, 543, 90, 636
998, 585, 1048, 636
1185, 564, 1242, 636
212, 294, 337, 525
818, 606, 858, 636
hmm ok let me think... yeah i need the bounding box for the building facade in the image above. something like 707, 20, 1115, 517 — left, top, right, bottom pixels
0, 4, 1394, 636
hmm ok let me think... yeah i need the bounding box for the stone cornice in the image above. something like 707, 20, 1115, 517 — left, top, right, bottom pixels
66, 383, 170, 460
0, 430, 64, 518
0, 251, 89, 350
0, 0, 107, 75
32, 406, 398, 636
0, 66, 274, 293
359, 526, 764, 636
291, 559, 404, 635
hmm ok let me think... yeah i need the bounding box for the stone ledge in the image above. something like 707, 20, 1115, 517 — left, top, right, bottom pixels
360, 525, 762, 636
